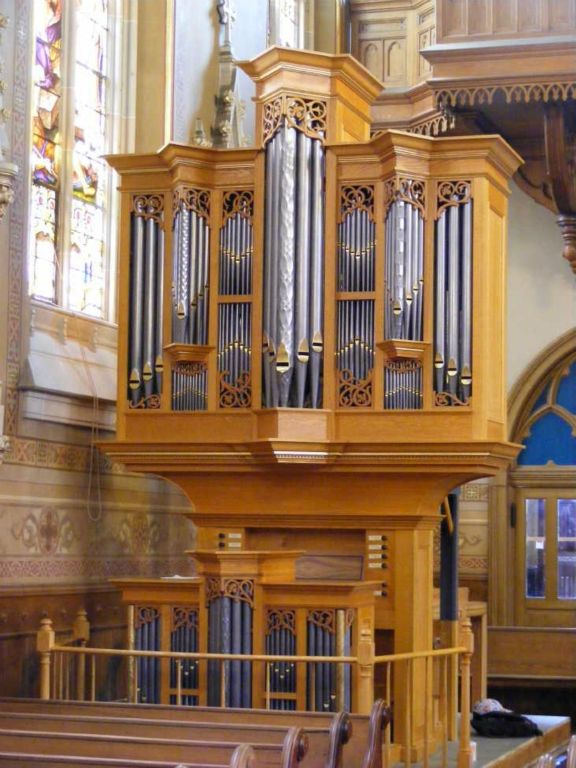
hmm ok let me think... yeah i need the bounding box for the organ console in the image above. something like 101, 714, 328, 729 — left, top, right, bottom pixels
104, 46, 521, 756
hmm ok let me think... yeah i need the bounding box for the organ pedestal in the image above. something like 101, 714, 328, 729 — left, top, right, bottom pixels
104, 46, 522, 756
113, 550, 377, 713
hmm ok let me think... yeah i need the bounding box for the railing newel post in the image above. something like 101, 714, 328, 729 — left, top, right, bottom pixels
458, 618, 474, 768
356, 626, 375, 715
36, 617, 55, 700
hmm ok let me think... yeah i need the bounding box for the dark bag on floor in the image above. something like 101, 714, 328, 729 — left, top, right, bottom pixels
472, 711, 543, 738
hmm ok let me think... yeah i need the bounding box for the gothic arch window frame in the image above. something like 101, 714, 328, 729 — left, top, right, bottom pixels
27, 0, 126, 322
500, 330, 576, 627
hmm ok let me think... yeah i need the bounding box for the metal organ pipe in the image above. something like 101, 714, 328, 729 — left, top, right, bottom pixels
460, 201, 473, 398
128, 216, 145, 405
263, 122, 325, 409
129, 199, 163, 408
434, 191, 473, 404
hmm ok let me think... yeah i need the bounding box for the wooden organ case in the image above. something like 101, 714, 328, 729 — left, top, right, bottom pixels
105, 47, 521, 751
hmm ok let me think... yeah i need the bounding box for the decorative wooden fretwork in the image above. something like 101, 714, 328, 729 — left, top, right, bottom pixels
222, 190, 254, 224
435, 81, 576, 110
307, 608, 336, 634
262, 94, 327, 144
205, 577, 255, 607
340, 185, 375, 221
345, 608, 355, 629
266, 609, 296, 636
129, 394, 162, 410
384, 359, 423, 410
171, 606, 198, 632
434, 391, 470, 407
134, 606, 160, 629
172, 361, 207, 412
338, 368, 373, 408
173, 187, 210, 219
219, 371, 252, 409
384, 176, 426, 215
132, 194, 164, 224
407, 108, 456, 137
436, 180, 471, 217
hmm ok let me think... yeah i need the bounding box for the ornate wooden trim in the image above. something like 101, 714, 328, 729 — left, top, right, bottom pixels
262, 94, 327, 144
134, 606, 160, 629
436, 180, 471, 218
435, 81, 576, 110
171, 606, 199, 632
340, 185, 375, 222
222, 190, 254, 224
384, 177, 426, 216
407, 108, 455, 137
173, 187, 210, 219
132, 194, 164, 224
266, 608, 296, 636
219, 371, 252, 408
434, 391, 470, 407
338, 369, 373, 408
205, 577, 254, 606
128, 394, 161, 410
307, 608, 335, 634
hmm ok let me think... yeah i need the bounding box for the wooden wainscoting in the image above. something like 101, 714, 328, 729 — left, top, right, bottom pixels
0, 585, 125, 697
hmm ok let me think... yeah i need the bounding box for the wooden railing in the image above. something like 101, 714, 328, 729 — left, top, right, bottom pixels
37, 616, 474, 768
437, 0, 576, 43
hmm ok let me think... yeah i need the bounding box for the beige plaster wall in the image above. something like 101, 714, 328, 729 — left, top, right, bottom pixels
507, 183, 575, 391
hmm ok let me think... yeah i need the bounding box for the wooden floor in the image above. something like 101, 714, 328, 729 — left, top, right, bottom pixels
402, 715, 571, 768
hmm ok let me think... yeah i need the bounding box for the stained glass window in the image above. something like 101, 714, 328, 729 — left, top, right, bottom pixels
29, 0, 112, 319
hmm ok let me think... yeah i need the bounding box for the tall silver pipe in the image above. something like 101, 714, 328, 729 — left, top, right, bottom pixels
447, 204, 460, 395
155, 227, 164, 394
434, 212, 447, 394
129, 215, 145, 404
269, 130, 282, 407
188, 211, 198, 343
460, 200, 473, 400
295, 130, 311, 407
142, 218, 157, 398
172, 209, 184, 343
277, 123, 297, 406
263, 139, 276, 407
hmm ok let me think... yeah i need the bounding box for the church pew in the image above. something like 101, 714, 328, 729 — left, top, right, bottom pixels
0, 712, 346, 768
0, 700, 361, 768
0, 726, 307, 768
0, 699, 389, 768
0, 728, 288, 768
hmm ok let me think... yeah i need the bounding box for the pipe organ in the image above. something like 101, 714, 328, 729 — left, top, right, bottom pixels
115, 551, 371, 712
106, 47, 521, 750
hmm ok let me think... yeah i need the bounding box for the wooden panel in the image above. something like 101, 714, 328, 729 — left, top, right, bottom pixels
549, 0, 576, 28
467, 0, 491, 34
518, 0, 544, 31
488, 627, 576, 678
493, 0, 517, 32
0, 587, 124, 698
442, 0, 467, 36
359, 40, 383, 80
436, 0, 576, 38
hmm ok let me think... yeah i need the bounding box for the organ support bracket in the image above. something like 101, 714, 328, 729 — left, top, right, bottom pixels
378, 340, 429, 362
164, 343, 214, 363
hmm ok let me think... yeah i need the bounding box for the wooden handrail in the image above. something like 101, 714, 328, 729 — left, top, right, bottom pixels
374, 646, 466, 664
50, 645, 358, 664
